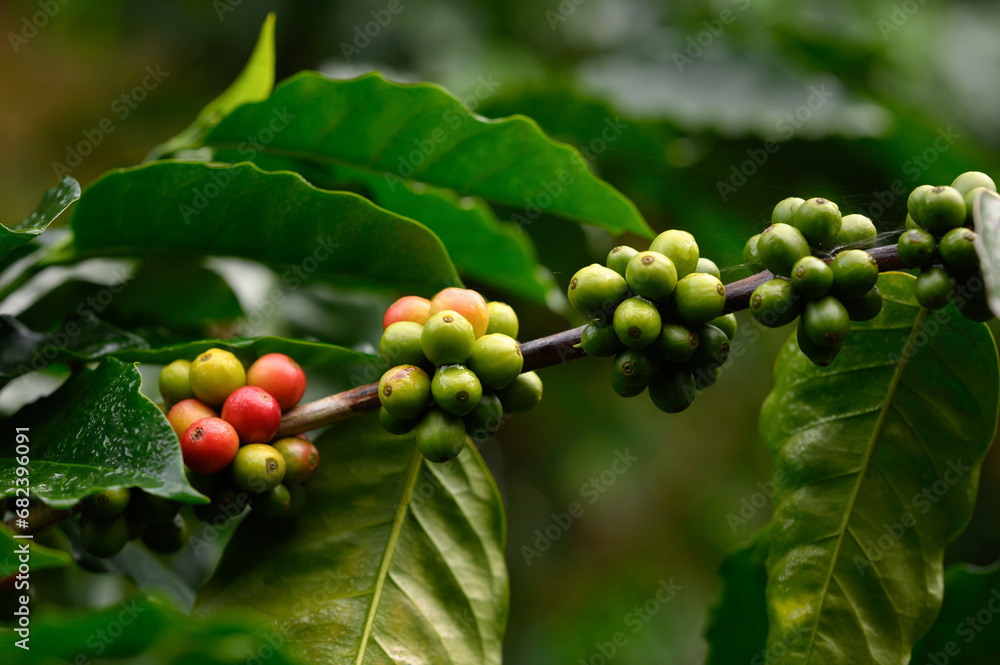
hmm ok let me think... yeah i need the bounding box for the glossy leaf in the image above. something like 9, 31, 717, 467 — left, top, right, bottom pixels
973, 188, 1000, 319
704, 528, 770, 665
0, 176, 79, 265
112, 335, 374, 368
197, 414, 508, 665
70, 161, 461, 296
759, 272, 1000, 665
201, 71, 652, 237
0, 358, 204, 507
146, 13, 276, 160
911, 561, 1000, 663
0, 524, 71, 578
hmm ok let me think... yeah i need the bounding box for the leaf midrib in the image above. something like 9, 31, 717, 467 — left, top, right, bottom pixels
801, 307, 929, 662
355, 445, 423, 665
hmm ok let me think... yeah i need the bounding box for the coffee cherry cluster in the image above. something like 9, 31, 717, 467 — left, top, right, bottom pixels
897, 171, 996, 321
377, 288, 541, 463
743, 197, 882, 367
570, 230, 736, 413
71, 351, 320, 559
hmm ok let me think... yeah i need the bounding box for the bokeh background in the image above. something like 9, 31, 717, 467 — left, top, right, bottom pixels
3, 1, 1000, 663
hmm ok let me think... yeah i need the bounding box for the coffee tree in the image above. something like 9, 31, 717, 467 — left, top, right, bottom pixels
3, 16, 1000, 665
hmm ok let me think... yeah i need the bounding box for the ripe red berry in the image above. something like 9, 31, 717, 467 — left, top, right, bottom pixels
166, 399, 217, 439
180, 417, 239, 474
383, 295, 432, 329
221, 386, 282, 444
246, 353, 307, 410
429, 288, 490, 338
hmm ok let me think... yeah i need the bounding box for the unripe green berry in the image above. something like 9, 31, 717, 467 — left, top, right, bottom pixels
938, 227, 979, 274
836, 214, 877, 249
141, 513, 188, 554
611, 372, 646, 398
965, 187, 992, 218
793, 198, 842, 251
708, 313, 738, 341
905, 214, 922, 231
951, 171, 996, 199
648, 365, 696, 414
625, 251, 678, 300
759, 223, 811, 277
580, 321, 623, 358
159, 359, 194, 405
606, 245, 639, 277
613, 348, 662, 388
841, 286, 884, 322
915, 186, 965, 236
696, 258, 721, 280
380, 321, 428, 368
907, 184, 934, 219
231, 444, 286, 494
464, 393, 504, 441
468, 334, 523, 390
772, 197, 805, 226
830, 249, 879, 299
914, 267, 954, 310
790, 256, 833, 298
284, 482, 308, 519
421, 311, 475, 366
743, 234, 764, 271
657, 322, 699, 362
378, 365, 432, 420
802, 296, 851, 348
415, 409, 467, 463
495, 371, 543, 413
674, 273, 726, 324
749, 278, 802, 328
613, 297, 662, 349
84, 487, 131, 519
485, 301, 519, 338
193, 483, 250, 524
567, 264, 629, 318
649, 229, 699, 278
690, 365, 720, 391
255, 484, 293, 521
691, 324, 730, 370
379, 407, 419, 436
796, 319, 841, 367
129, 490, 178, 526
431, 365, 483, 416
80, 514, 130, 559
898, 228, 938, 269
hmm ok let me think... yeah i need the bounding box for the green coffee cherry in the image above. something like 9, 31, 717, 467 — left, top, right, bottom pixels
939, 227, 979, 274
129, 490, 179, 526
80, 514, 130, 559
415, 409, 467, 463
905, 214, 922, 231
83, 487, 131, 519
193, 484, 250, 524
674, 273, 726, 324
802, 296, 851, 347
188, 348, 246, 407
159, 359, 194, 404
379, 407, 419, 436
743, 234, 764, 271
625, 251, 678, 300
421, 311, 475, 365
378, 365, 432, 420
613, 297, 662, 349
691, 365, 720, 391
606, 245, 639, 277
749, 278, 802, 328
830, 249, 879, 299
793, 198, 842, 251
611, 373, 646, 398
613, 349, 663, 388
468, 334, 523, 390
772, 197, 805, 226
656, 323, 699, 362
255, 484, 293, 521
759, 223, 811, 277
907, 184, 934, 219
648, 365, 696, 413
796, 320, 841, 367
580, 321, 624, 358
841, 286, 884, 322
380, 321, 428, 368
485, 301, 519, 338
837, 214, 877, 249
708, 313, 738, 341
496, 372, 543, 413
284, 482, 307, 519
464, 393, 504, 440
141, 514, 188, 554
897, 228, 938, 269
431, 365, 483, 416
964, 187, 992, 218
649, 229, 700, 277
790, 256, 833, 298
951, 171, 996, 199
567, 264, 629, 318
696, 258, 721, 280
231, 444, 287, 494
915, 186, 965, 236
914, 267, 954, 310
692, 324, 730, 370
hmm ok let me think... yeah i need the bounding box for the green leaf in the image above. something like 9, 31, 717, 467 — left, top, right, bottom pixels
912, 561, 1000, 664
0, 524, 71, 578
704, 528, 770, 665
112, 335, 375, 368
70, 161, 461, 296
201, 71, 652, 237
196, 415, 508, 665
112, 260, 244, 328
759, 272, 1000, 664
146, 13, 276, 160
0, 358, 204, 507
0, 177, 79, 265
973, 188, 1000, 320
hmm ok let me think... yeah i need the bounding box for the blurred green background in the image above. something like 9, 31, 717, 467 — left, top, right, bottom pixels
4, 1, 1000, 663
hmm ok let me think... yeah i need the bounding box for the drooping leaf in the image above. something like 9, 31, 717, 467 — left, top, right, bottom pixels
759, 272, 1000, 664
704, 528, 770, 665
146, 13, 276, 160
112, 335, 375, 368
0, 358, 204, 507
911, 561, 1000, 664
973, 188, 1000, 319
200, 71, 652, 237
196, 414, 508, 665
0, 176, 79, 266
0, 524, 71, 577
